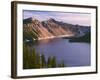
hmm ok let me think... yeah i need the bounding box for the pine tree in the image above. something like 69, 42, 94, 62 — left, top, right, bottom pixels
36, 53, 42, 68
23, 44, 30, 69
41, 54, 46, 68
61, 60, 65, 67
51, 56, 56, 68
29, 48, 37, 68
58, 60, 65, 67
47, 56, 52, 68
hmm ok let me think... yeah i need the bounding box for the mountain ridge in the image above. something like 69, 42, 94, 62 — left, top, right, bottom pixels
23, 17, 90, 42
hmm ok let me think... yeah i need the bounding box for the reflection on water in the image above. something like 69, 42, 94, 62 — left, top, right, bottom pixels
32, 38, 91, 67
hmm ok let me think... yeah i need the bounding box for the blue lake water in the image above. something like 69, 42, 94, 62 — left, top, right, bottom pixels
32, 38, 91, 67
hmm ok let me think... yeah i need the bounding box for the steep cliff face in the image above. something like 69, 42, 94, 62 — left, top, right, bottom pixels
23, 17, 53, 40
23, 17, 90, 41
42, 18, 74, 36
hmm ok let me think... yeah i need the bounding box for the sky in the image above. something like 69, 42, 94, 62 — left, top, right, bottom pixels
23, 10, 91, 26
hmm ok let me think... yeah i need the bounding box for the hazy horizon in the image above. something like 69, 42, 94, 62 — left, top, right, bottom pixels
23, 10, 91, 26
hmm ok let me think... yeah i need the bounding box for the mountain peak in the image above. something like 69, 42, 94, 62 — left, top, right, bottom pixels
31, 17, 37, 21
23, 17, 39, 24
48, 18, 56, 22
23, 17, 33, 24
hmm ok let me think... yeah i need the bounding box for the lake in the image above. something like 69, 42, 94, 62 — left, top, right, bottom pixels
32, 38, 91, 67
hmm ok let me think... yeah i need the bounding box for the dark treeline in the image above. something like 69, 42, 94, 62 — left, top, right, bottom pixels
69, 32, 90, 43
23, 43, 66, 69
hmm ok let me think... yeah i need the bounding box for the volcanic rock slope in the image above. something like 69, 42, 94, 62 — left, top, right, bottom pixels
23, 17, 90, 40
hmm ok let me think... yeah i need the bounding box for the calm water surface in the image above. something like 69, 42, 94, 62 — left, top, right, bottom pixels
32, 38, 90, 67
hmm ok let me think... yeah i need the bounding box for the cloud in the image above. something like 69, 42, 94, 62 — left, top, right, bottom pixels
23, 10, 91, 26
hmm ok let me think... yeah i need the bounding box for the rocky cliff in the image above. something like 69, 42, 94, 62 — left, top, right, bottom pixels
23, 17, 90, 42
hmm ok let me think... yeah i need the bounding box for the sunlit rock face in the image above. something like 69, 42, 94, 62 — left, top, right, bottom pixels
23, 17, 90, 41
